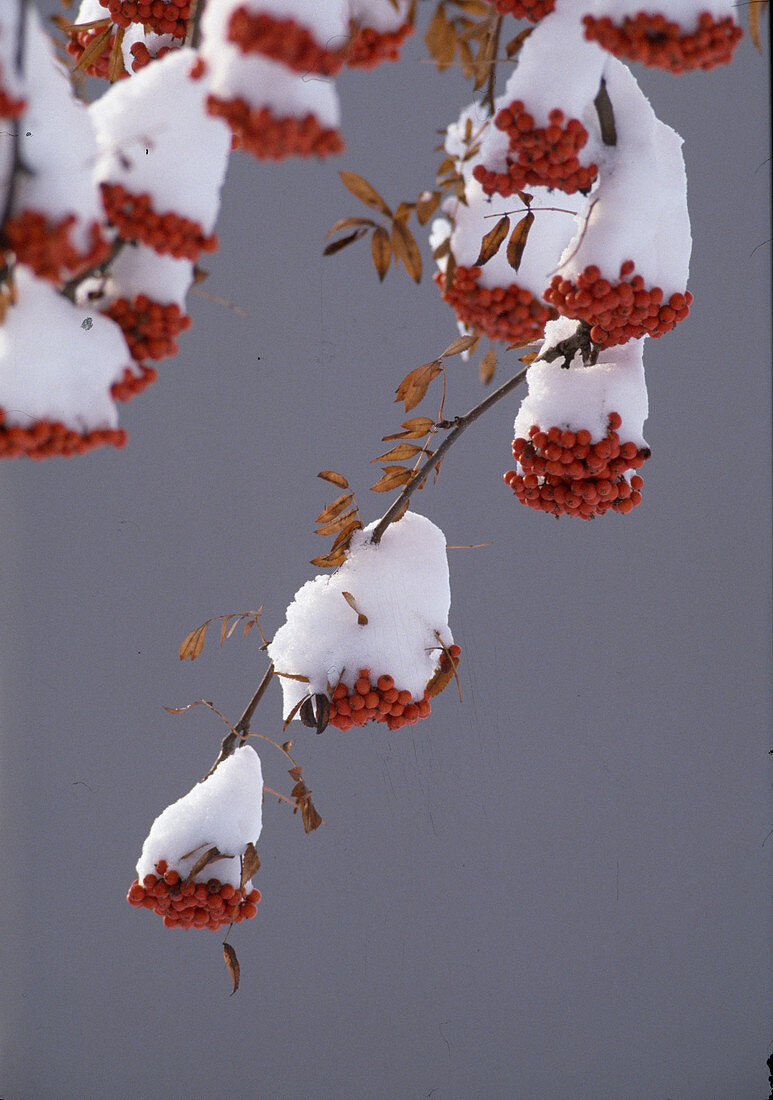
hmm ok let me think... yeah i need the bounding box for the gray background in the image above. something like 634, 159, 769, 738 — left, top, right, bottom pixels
1, 4, 770, 1098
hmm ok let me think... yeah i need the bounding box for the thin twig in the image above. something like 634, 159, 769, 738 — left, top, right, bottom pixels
205, 662, 275, 776
370, 364, 529, 544
482, 16, 503, 117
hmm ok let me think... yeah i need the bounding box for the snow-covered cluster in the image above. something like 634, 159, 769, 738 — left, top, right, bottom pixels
127, 745, 264, 930
268, 511, 459, 731
1, 0, 418, 460
428, 0, 733, 518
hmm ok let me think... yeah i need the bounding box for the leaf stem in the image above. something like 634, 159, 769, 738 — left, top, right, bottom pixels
370, 363, 529, 544
206, 662, 275, 775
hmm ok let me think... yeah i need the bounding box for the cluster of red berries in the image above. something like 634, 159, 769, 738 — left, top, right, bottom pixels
434, 265, 556, 344
206, 95, 344, 160
227, 9, 347, 76
129, 40, 176, 72
126, 859, 260, 930
111, 363, 158, 402
100, 183, 218, 261
328, 651, 461, 731
492, 0, 555, 19
582, 11, 742, 73
474, 103, 597, 196
65, 26, 129, 81
0, 408, 128, 458
504, 412, 648, 518
544, 261, 692, 347
3, 211, 109, 282
346, 20, 414, 69
98, 0, 190, 38
104, 295, 191, 362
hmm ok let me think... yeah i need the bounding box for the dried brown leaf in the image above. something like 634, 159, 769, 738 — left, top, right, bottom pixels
371, 225, 391, 282
73, 22, 111, 72
425, 3, 456, 70
316, 492, 353, 523
441, 333, 479, 357
240, 842, 260, 885
416, 191, 441, 226
750, 0, 768, 50
283, 694, 310, 729
330, 519, 362, 552
323, 229, 367, 256
341, 591, 368, 626
432, 237, 451, 261
326, 216, 377, 236
316, 507, 359, 537
223, 943, 240, 995
505, 25, 533, 58
179, 624, 207, 661
520, 351, 539, 364
395, 360, 441, 412
479, 347, 497, 385
185, 845, 225, 883
107, 26, 125, 81
391, 218, 422, 282
445, 249, 457, 292
310, 548, 347, 568
506, 211, 534, 272
517, 190, 534, 205
275, 671, 311, 682
301, 799, 323, 833
318, 470, 349, 489
339, 171, 392, 217
382, 416, 435, 441
373, 442, 425, 462
371, 468, 414, 492
475, 215, 510, 266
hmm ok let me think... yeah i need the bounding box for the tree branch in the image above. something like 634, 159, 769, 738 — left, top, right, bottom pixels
205, 662, 275, 776
370, 362, 530, 544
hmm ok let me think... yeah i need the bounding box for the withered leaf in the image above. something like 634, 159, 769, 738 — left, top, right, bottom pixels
299, 693, 330, 733
432, 237, 451, 261
416, 191, 441, 225
326, 216, 377, 236
372, 442, 425, 462
283, 694, 310, 729
223, 943, 240, 995
310, 548, 347, 568
445, 249, 457, 292
316, 507, 359, 536
517, 190, 533, 206
241, 842, 260, 885
475, 215, 510, 267
505, 25, 533, 58
288, 765, 303, 782
506, 211, 534, 272
281, 740, 293, 752
330, 519, 362, 552
185, 845, 225, 884
107, 26, 125, 82
179, 623, 207, 661
341, 591, 368, 626
441, 333, 479, 358
454, 0, 492, 14
371, 467, 414, 492
382, 416, 435, 441
371, 225, 391, 282
339, 171, 392, 217
479, 347, 497, 385
315, 492, 353, 523
323, 229, 367, 256
391, 218, 422, 283
73, 22, 111, 72
520, 351, 539, 364
750, 0, 767, 50
396, 360, 441, 411
301, 798, 323, 833
275, 670, 311, 682
318, 470, 349, 489
390, 497, 411, 525
425, 3, 456, 70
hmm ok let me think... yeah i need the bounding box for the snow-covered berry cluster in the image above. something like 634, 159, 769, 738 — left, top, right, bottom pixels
475, 104, 598, 196
127, 860, 261, 930
545, 260, 692, 348
268, 512, 458, 734
582, 5, 742, 73
129, 745, 264, 932
328, 647, 461, 731
504, 317, 650, 519
346, 0, 414, 69
98, 0, 191, 37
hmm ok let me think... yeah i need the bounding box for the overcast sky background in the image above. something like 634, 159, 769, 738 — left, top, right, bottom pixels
1, 4, 770, 1098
